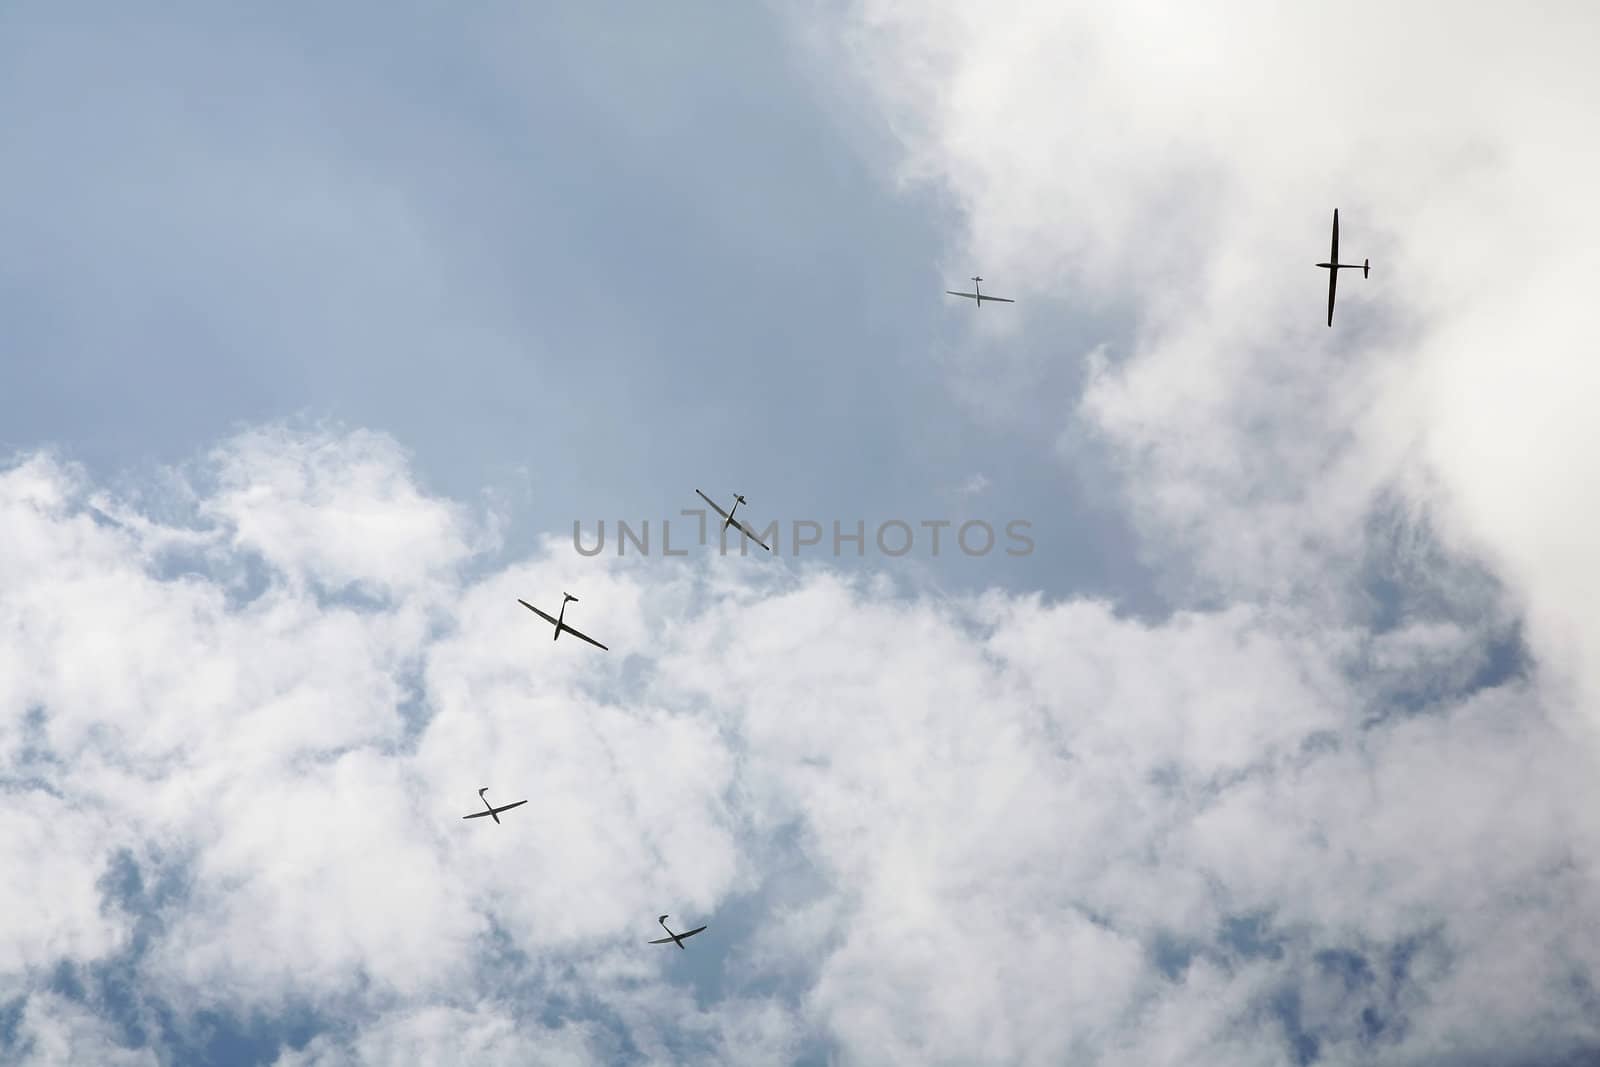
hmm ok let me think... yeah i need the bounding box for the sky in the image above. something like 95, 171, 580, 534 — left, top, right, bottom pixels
3, 3, 1600, 1065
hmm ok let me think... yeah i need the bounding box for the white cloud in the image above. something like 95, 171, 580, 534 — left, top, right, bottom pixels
274, 1005, 603, 1067
4, 422, 1598, 1064
0, 793, 130, 973
199, 424, 495, 601
9, 993, 159, 1067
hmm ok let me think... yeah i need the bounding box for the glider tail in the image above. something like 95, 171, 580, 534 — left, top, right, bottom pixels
1363, 258, 1370, 278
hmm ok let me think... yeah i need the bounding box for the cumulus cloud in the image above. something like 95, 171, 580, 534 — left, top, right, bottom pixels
274, 1005, 602, 1067
198, 424, 496, 600
8, 993, 159, 1067
4, 424, 1597, 1064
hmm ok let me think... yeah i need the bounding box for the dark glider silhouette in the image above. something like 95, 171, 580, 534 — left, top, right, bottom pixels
519, 593, 609, 651
647, 914, 707, 949
462, 787, 528, 824
695, 489, 771, 552
945, 275, 1014, 306
1315, 209, 1369, 326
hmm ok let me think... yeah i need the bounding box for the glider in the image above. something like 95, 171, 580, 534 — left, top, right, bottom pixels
945, 275, 1014, 306
695, 489, 771, 552
519, 593, 609, 651
1315, 208, 1369, 326
647, 914, 708, 949
462, 787, 528, 824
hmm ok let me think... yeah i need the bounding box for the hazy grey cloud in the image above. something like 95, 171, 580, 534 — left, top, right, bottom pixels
811, 0, 1600, 716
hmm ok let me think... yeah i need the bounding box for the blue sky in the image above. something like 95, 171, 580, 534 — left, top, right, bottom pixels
5, 3, 1600, 1065
0, 1, 1155, 612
